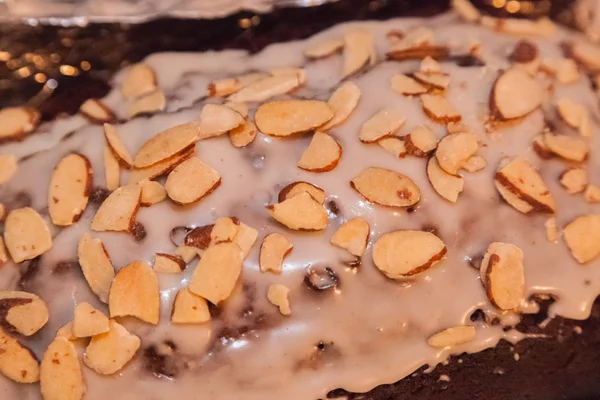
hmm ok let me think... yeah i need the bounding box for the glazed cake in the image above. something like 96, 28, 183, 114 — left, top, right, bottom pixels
1, 1, 600, 399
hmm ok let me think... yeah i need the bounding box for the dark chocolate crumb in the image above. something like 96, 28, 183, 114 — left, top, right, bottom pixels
509, 40, 538, 63
421, 224, 440, 237
448, 54, 486, 67
52, 260, 80, 275
407, 206, 417, 213
89, 187, 111, 205
17, 257, 41, 291
326, 200, 340, 216
345, 256, 362, 268
304, 265, 339, 292
470, 309, 487, 323
131, 221, 147, 241
143, 344, 179, 379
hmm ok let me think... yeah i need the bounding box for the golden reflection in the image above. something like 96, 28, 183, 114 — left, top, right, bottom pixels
0, 51, 11, 61
492, 0, 506, 8
16, 66, 31, 78
60, 65, 78, 76
506, 0, 521, 13
34, 73, 47, 83
80, 61, 91, 71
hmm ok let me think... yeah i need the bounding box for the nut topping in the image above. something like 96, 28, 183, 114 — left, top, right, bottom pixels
109, 261, 160, 324
330, 218, 370, 257
428, 325, 476, 348
72, 302, 109, 338
79, 99, 115, 123
267, 284, 291, 315
490, 67, 543, 120
351, 167, 420, 207
260, 233, 293, 273
427, 157, 464, 203
171, 287, 210, 324
0, 291, 49, 335
564, 215, 600, 264
421, 94, 461, 123
0, 327, 39, 383
91, 184, 141, 232
84, 319, 140, 375
391, 74, 428, 96
165, 157, 221, 205
196, 103, 245, 140
121, 63, 156, 99
0, 154, 18, 185
320, 81, 362, 130
77, 233, 115, 303
154, 253, 186, 274
480, 242, 525, 310
359, 108, 406, 143
435, 132, 478, 175
278, 181, 326, 205
255, 100, 333, 137
297, 132, 342, 172
4, 207, 52, 263
267, 192, 328, 231
48, 153, 92, 226
41, 337, 85, 400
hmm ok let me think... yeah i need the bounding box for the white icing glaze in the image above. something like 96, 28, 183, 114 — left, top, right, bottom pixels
1, 12, 600, 400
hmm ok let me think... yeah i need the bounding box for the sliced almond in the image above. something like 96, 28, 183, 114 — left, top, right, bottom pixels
267, 284, 291, 315
165, 157, 221, 205
0, 154, 18, 185
0, 107, 40, 143
189, 241, 243, 304
4, 207, 52, 263
579, 113, 592, 138
175, 244, 198, 264
79, 99, 115, 123
585, 184, 600, 203
428, 325, 476, 348
297, 132, 342, 172
128, 145, 194, 184
133, 122, 199, 168
269, 67, 306, 84
233, 222, 258, 260
452, 0, 481, 21
48, 153, 92, 226
446, 122, 471, 134
184, 224, 214, 252
126, 90, 166, 118
72, 302, 109, 338
210, 217, 240, 246
564, 215, 600, 263
427, 157, 464, 203
304, 37, 344, 59
532, 134, 552, 159
435, 132, 478, 175
0, 238, 8, 268
373, 230, 446, 278
557, 98, 587, 128
153, 253, 186, 274
543, 133, 589, 162
359, 108, 406, 143
109, 261, 159, 324
342, 30, 374, 78
229, 119, 258, 148
413, 72, 451, 90
77, 233, 115, 303
330, 218, 370, 257
320, 81, 362, 130
91, 184, 141, 232
421, 94, 461, 123
542, 58, 580, 83
570, 41, 600, 72
560, 167, 588, 194
103, 147, 120, 191
138, 179, 166, 206
171, 287, 210, 324
480, 242, 524, 310
84, 319, 140, 375
0, 291, 49, 335
420, 56, 442, 73
255, 100, 333, 137
228, 73, 301, 103
278, 181, 326, 204
0, 203, 5, 222
391, 74, 428, 96
267, 192, 328, 231
0, 327, 39, 383
208, 72, 269, 97
462, 155, 487, 172
351, 167, 420, 207
41, 337, 85, 400
259, 233, 293, 273
545, 217, 559, 243
121, 63, 156, 100
196, 103, 245, 140
378, 137, 407, 158
56, 322, 77, 340
404, 125, 437, 157
224, 101, 249, 119
386, 45, 450, 62
490, 67, 543, 120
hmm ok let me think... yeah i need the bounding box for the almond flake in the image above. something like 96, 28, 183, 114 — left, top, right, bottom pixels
0, 107, 40, 143
0, 203, 5, 222
165, 157, 221, 205
56, 322, 77, 341
463, 155, 487, 172
184, 224, 214, 252
543, 133, 589, 162
342, 30, 374, 78
420, 56, 442, 73
121, 63, 157, 100
133, 122, 199, 168
229, 119, 258, 148
427, 157, 464, 203
103, 147, 120, 191
532, 134, 552, 159
91, 184, 141, 232
0, 291, 49, 335
278, 181, 326, 204
4, 207, 52, 263
435, 132, 478, 175
564, 215, 600, 263
189, 241, 243, 304
480, 242, 525, 310
545, 217, 559, 243
579, 113, 592, 138
267, 284, 291, 315
421, 94, 461, 123
233, 222, 258, 260
359, 108, 406, 143
128, 145, 195, 184
452, 0, 481, 22
0, 154, 18, 184
373, 230, 446, 278
210, 217, 241, 246
48, 153, 92, 226
171, 287, 210, 324
0, 238, 7, 268
154, 253, 186, 274
391, 74, 428, 96
304, 37, 344, 59
41, 337, 85, 400
228, 73, 301, 103
109, 261, 159, 324
175, 244, 198, 264
330, 218, 370, 257
557, 98, 587, 129
570, 41, 600, 71
84, 319, 140, 375
490, 67, 543, 120
585, 184, 600, 203
428, 325, 476, 348
255, 100, 333, 137
260, 233, 293, 273
77, 233, 115, 303
404, 125, 437, 157
126, 90, 166, 118
320, 81, 361, 130
196, 103, 245, 140
392, 26, 434, 50
79, 99, 115, 123
224, 101, 249, 119
138, 179, 166, 206
0, 327, 39, 383
208, 72, 269, 97
269, 67, 306, 84
560, 167, 588, 194
446, 122, 472, 134
378, 137, 407, 158
72, 302, 109, 338
556, 59, 580, 84
386, 45, 450, 62
413, 72, 451, 90
298, 132, 342, 172
351, 167, 420, 207
267, 192, 328, 231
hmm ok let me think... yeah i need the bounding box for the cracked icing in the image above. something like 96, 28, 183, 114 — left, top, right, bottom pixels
2, 11, 600, 400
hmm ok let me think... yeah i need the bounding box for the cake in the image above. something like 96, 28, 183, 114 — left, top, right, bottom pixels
1, 1, 600, 399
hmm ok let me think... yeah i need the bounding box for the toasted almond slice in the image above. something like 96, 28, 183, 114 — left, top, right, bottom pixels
121, 63, 156, 100
0, 327, 39, 383
342, 30, 374, 78
359, 108, 406, 143
133, 122, 199, 168
171, 287, 210, 324
480, 242, 525, 310
428, 325, 476, 348
560, 167, 588, 194
532, 134, 552, 159
0, 203, 5, 222
126, 90, 166, 118
462, 155, 487, 172
543, 133, 589, 162
278, 181, 326, 204
259, 233, 293, 273
0, 107, 40, 143
557, 98, 587, 128
175, 244, 198, 264
320, 81, 362, 130
41, 337, 85, 400
233, 222, 258, 260
196, 103, 245, 140
154, 253, 186, 274
421, 94, 461, 123
378, 137, 407, 158
305, 37, 344, 58
189, 241, 243, 304
267, 284, 291, 315
0, 154, 18, 185
579, 113, 592, 138
165, 157, 221, 205
435, 132, 478, 175
391, 74, 428, 96
570, 41, 600, 71
545, 217, 559, 243
404, 125, 437, 157
229, 119, 258, 148
91, 184, 141, 232
564, 215, 600, 263
4, 207, 52, 263
585, 184, 600, 203
393, 26, 434, 50
297, 132, 342, 172
269, 67, 306, 84
490, 67, 543, 120
427, 157, 464, 203
556, 59, 580, 84
109, 261, 159, 324
77, 233, 115, 303
413, 72, 451, 90
0, 291, 49, 336
256, 100, 333, 137
0, 238, 8, 268
184, 224, 214, 251
72, 302, 109, 338
84, 319, 140, 375
103, 147, 120, 191
56, 322, 77, 340
224, 101, 249, 119
267, 192, 328, 231
48, 153, 92, 226
351, 167, 420, 207
373, 230, 446, 278
138, 179, 166, 207
386, 45, 450, 61
330, 218, 370, 257
210, 217, 240, 246
208, 72, 270, 97
128, 145, 194, 184
452, 0, 481, 21
79, 99, 115, 123
228, 73, 301, 103
446, 122, 471, 135
420, 56, 442, 73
